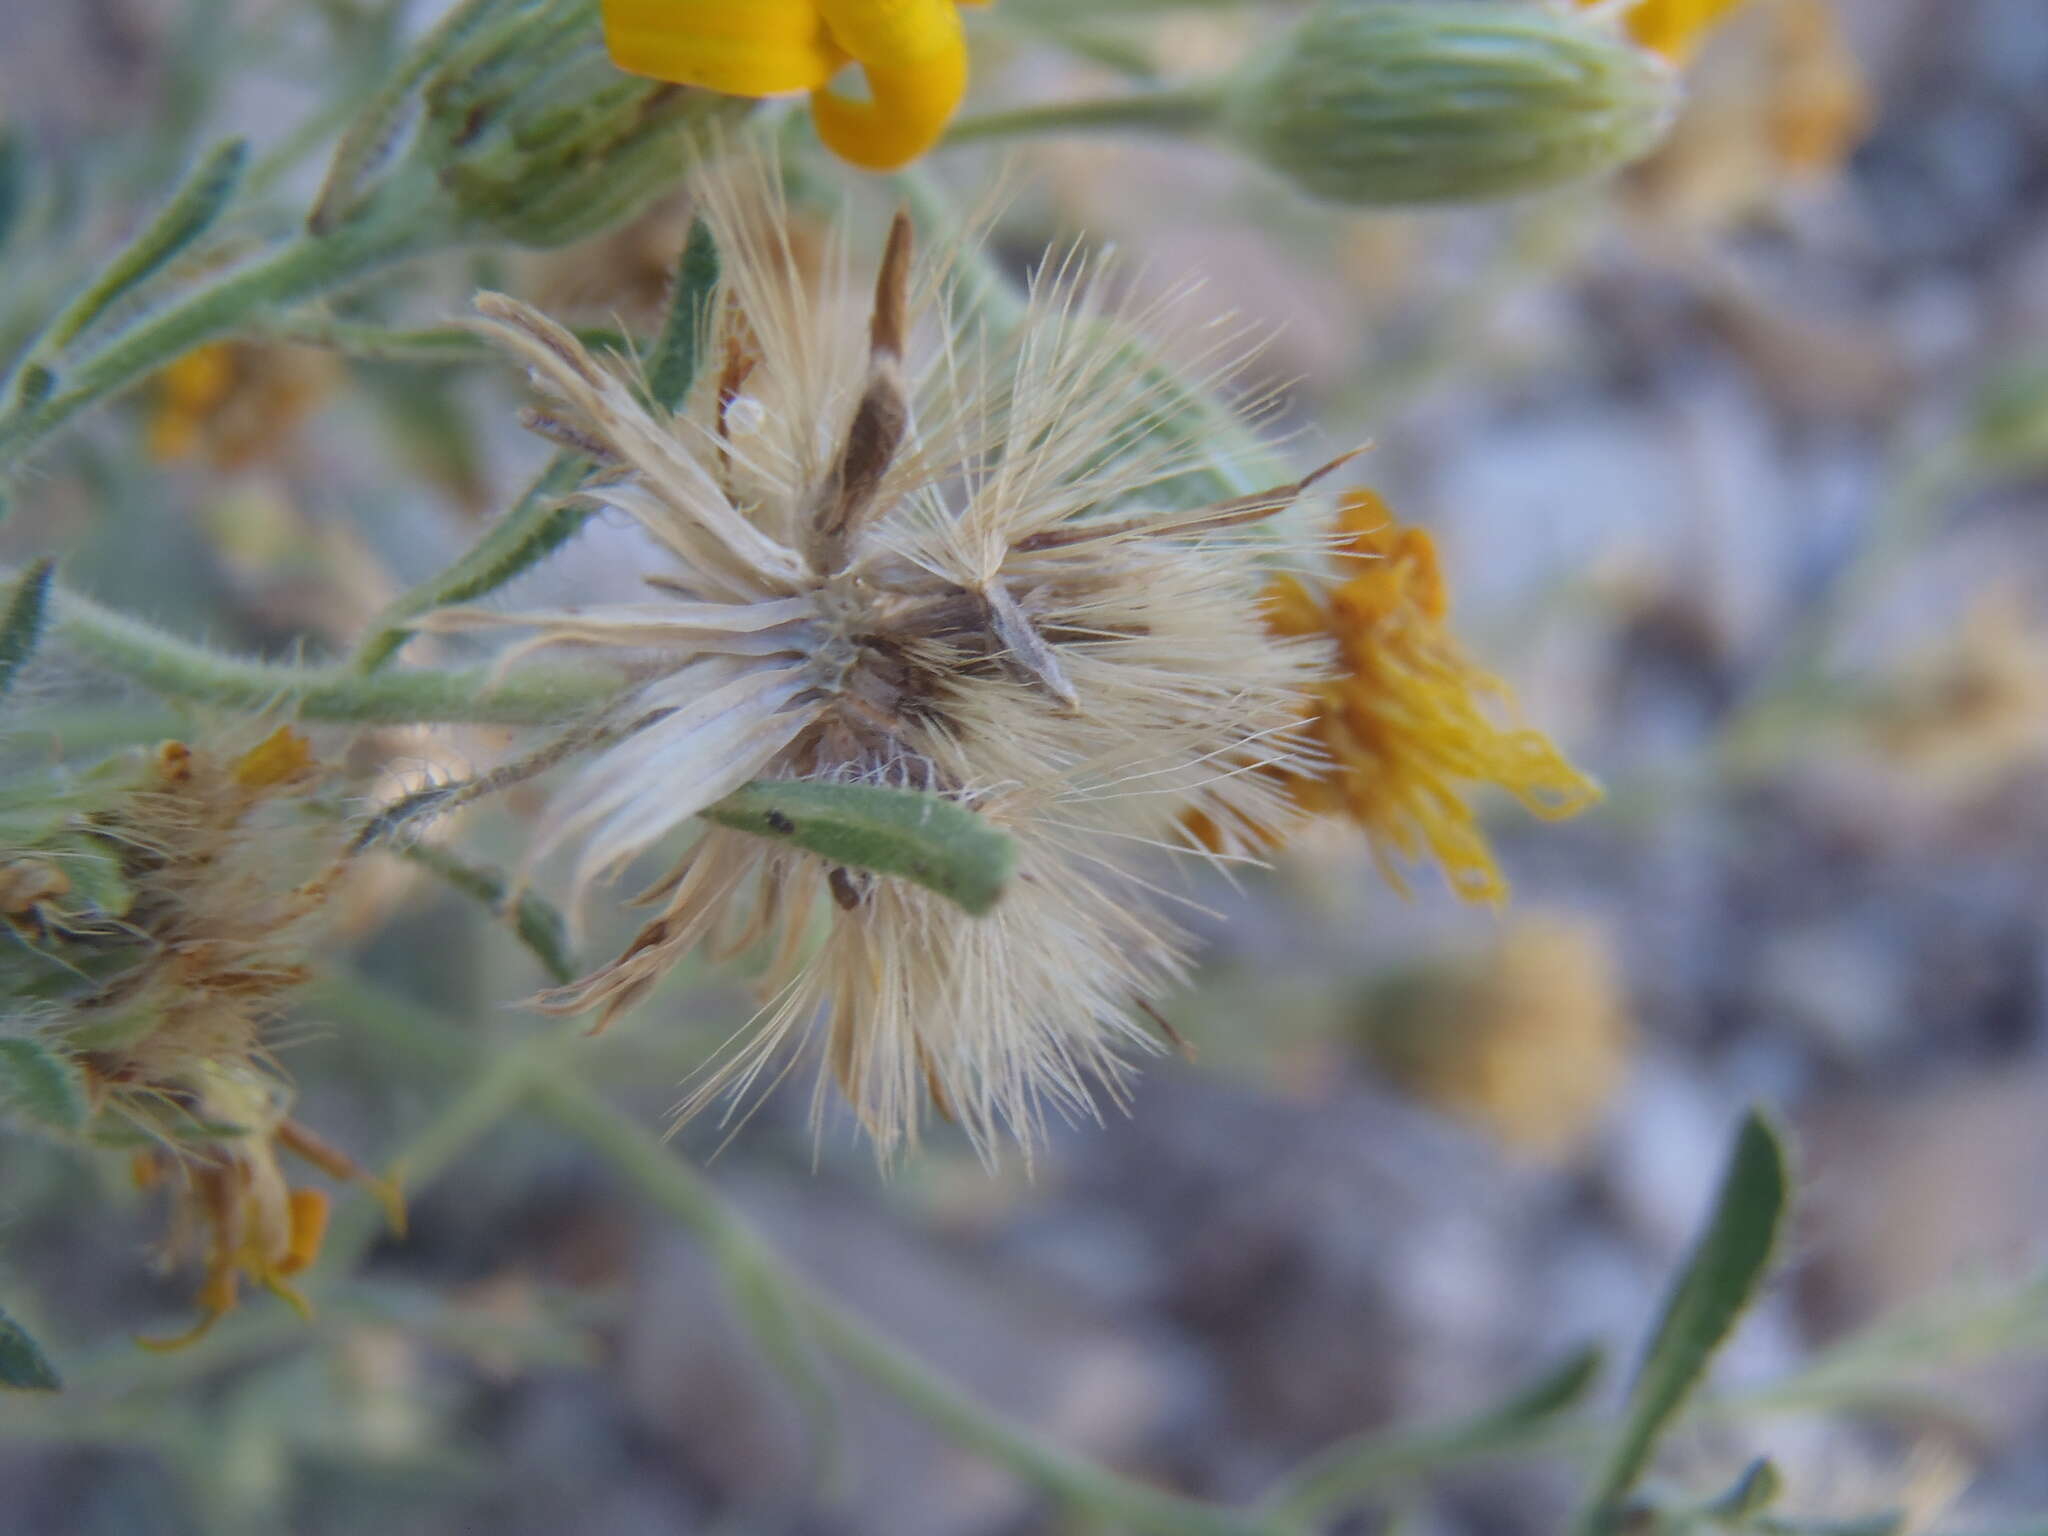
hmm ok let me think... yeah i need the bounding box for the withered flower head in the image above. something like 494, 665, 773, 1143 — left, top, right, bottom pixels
1242, 490, 1602, 902
431, 185, 1338, 1157
2, 729, 389, 1345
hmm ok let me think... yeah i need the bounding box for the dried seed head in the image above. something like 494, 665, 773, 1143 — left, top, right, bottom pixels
439, 177, 1340, 1158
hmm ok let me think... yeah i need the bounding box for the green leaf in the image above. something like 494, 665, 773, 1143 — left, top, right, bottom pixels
1576, 1109, 1791, 1533
1700, 1457, 1783, 1520
645, 217, 720, 414
41, 139, 247, 354
0, 1036, 89, 1132
702, 781, 1019, 917
351, 449, 594, 672
1272, 1344, 1602, 1518
0, 557, 54, 702
1968, 355, 2048, 474
0, 1306, 61, 1392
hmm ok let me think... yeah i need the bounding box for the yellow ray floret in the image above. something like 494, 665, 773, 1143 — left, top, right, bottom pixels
1586, 0, 1751, 61
600, 0, 987, 170
1263, 491, 1601, 903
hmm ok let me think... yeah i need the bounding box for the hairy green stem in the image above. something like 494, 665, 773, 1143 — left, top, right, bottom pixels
21, 566, 623, 725
945, 85, 1226, 147
251, 315, 629, 365
0, 212, 431, 477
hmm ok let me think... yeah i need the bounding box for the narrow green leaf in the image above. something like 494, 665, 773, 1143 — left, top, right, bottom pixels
0, 1306, 61, 1392
395, 839, 577, 985
1273, 1344, 1602, 1518
42, 139, 248, 354
0, 1036, 90, 1132
0, 557, 55, 702
1701, 1457, 1783, 1520
701, 781, 1017, 917
1577, 1109, 1790, 1532
645, 218, 720, 413
9, 364, 52, 413
352, 450, 593, 672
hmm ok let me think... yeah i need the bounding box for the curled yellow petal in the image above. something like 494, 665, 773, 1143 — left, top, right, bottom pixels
600, 0, 843, 94
813, 0, 970, 170
1218, 491, 1600, 902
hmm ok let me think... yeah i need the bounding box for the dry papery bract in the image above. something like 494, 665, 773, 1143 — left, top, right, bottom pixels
428, 178, 1351, 1160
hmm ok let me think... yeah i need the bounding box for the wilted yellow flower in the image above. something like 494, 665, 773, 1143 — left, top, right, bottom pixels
600, 0, 990, 170
4, 730, 392, 1344
130, 1071, 352, 1352
1868, 594, 2048, 798
431, 180, 1332, 1157
1369, 913, 1632, 1159
1252, 491, 1600, 902
146, 341, 334, 470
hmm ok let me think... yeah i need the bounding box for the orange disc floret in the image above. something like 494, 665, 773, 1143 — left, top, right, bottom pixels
1245, 491, 1601, 902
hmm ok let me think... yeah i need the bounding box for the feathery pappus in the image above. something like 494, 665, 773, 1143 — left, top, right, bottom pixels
430, 180, 1347, 1158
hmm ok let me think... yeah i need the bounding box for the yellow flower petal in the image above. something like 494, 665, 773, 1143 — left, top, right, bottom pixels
600, 0, 844, 94
813, 0, 970, 170
1593, 0, 1751, 61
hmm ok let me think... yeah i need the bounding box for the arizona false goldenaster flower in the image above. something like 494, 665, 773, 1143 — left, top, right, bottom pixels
432, 187, 1337, 1156
1247, 491, 1601, 903
600, 0, 989, 170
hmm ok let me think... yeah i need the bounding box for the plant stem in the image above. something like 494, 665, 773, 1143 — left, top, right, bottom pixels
944, 85, 1226, 147
251, 315, 630, 366
0, 213, 431, 477
533, 1072, 1305, 1536
22, 566, 623, 726
318, 971, 1295, 1536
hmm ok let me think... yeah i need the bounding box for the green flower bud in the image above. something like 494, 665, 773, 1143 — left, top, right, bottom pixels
1224, 0, 1679, 206
315, 0, 753, 251
421, 8, 749, 248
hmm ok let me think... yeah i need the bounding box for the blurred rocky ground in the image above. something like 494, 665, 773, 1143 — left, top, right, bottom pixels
3, 0, 2048, 1532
